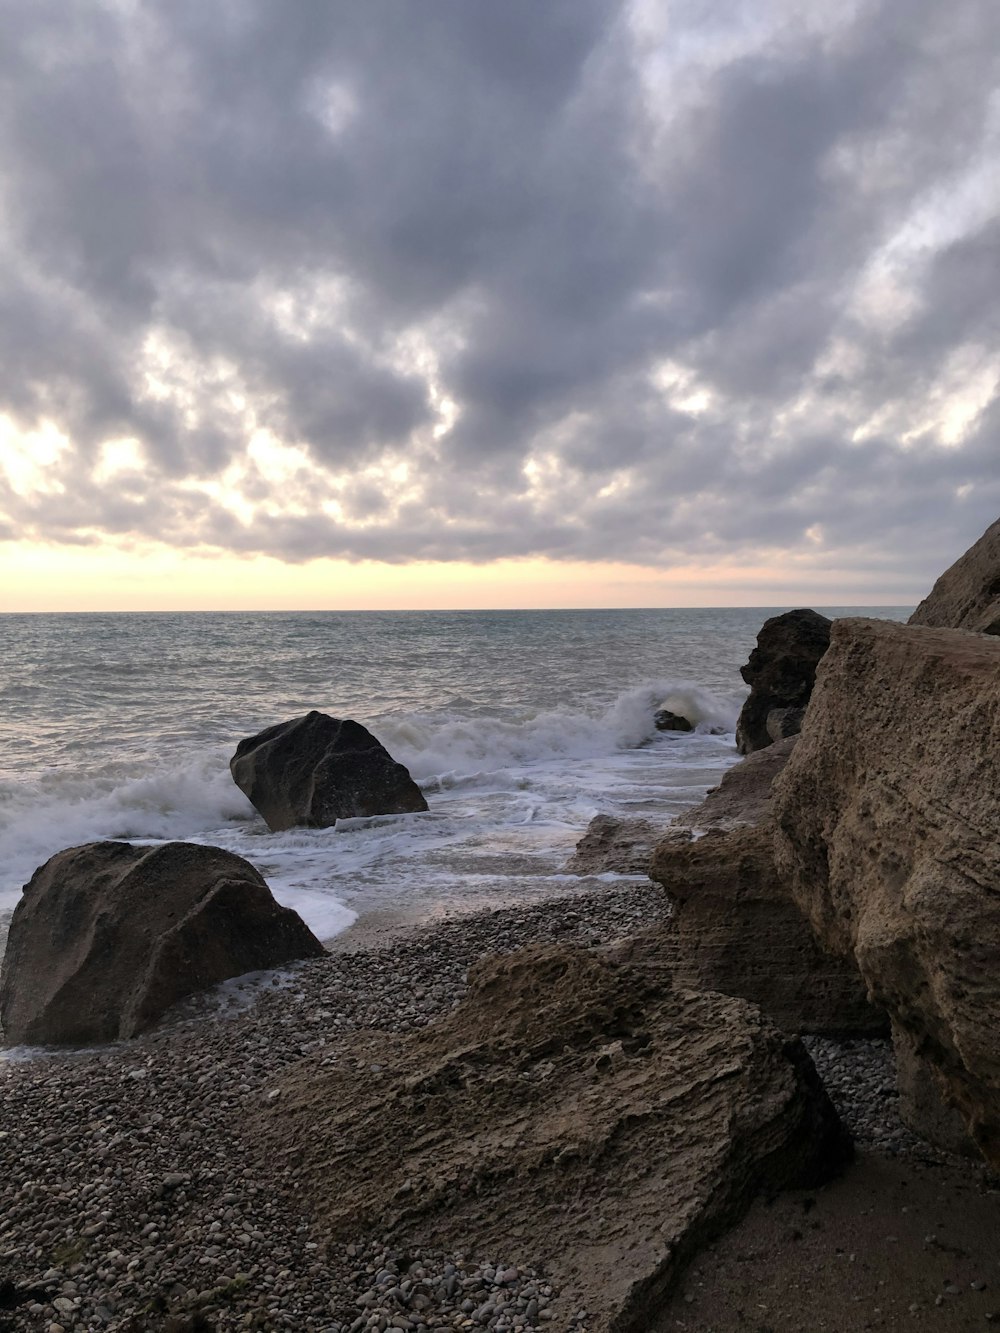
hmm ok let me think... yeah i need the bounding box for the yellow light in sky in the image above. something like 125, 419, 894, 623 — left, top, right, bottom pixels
0, 539, 908, 612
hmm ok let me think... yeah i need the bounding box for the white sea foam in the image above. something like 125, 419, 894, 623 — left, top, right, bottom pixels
0, 749, 254, 911
379, 680, 741, 783
0, 675, 741, 944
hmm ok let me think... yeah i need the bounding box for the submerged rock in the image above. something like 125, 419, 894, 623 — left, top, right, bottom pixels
253, 941, 850, 1332
230, 710, 428, 832
564, 813, 661, 875
736, 609, 832, 754
774, 618, 1000, 1163
0, 840, 326, 1045
653, 707, 694, 732
909, 516, 1000, 635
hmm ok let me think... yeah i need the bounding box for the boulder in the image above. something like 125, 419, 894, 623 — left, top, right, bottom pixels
773, 618, 1000, 1164
653, 708, 693, 732
736, 609, 832, 754
651, 826, 883, 1038
253, 942, 850, 1331
0, 841, 326, 1046
564, 813, 661, 875
649, 741, 884, 1037
766, 704, 806, 743
909, 517, 1000, 635
230, 710, 427, 832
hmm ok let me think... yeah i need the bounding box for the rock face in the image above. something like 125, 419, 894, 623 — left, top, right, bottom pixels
773, 618, 1000, 1164
0, 841, 326, 1046
230, 711, 428, 832
650, 740, 884, 1038
254, 942, 849, 1331
909, 517, 1000, 635
736, 609, 832, 754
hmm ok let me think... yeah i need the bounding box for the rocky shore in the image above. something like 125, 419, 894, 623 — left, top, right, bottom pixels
1, 881, 994, 1333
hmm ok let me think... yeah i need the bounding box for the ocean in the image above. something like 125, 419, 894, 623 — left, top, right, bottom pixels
0, 607, 910, 955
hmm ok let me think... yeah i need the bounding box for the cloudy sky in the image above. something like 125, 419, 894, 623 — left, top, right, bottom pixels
1, 0, 998, 609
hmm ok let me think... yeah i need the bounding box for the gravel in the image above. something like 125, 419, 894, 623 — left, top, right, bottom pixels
0, 884, 664, 1332
0, 881, 964, 1331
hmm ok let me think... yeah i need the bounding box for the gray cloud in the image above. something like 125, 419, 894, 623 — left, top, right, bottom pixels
0, 0, 998, 596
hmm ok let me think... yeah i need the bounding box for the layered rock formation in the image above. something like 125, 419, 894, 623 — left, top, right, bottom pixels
0, 841, 326, 1045
564, 813, 662, 875
231, 710, 428, 832
773, 618, 1000, 1164
254, 941, 849, 1331
736, 609, 832, 754
909, 517, 1000, 635
650, 740, 883, 1037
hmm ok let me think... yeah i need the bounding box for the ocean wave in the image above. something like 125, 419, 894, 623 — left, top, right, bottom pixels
379, 679, 741, 782
0, 678, 740, 912
0, 751, 254, 906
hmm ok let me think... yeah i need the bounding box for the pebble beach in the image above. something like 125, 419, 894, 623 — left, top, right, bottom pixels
2, 880, 995, 1333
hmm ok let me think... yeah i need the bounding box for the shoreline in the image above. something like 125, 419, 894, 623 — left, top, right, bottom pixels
1, 882, 996, 1332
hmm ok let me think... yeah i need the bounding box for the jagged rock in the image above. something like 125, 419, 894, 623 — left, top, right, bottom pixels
0, 841, 326, 1046
564, 814, 661, 875
253, 942, 850, 1331
230, 710, 427, 832
736, 609, 832, 754
773, 618, 1000, 1165
653, 708, 694, 732
909, 517, 1000, 635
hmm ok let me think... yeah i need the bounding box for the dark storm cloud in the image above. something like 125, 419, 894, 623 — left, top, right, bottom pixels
1, 0, 998, 592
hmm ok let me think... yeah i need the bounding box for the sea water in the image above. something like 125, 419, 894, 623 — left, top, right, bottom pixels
0, 607, 909, 952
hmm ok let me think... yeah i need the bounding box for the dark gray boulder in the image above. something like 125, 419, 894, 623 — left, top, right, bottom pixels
230, 711, 428, 832
653, 708, 694, 732
736, 609, 832, 754
0, 841, 326, 1046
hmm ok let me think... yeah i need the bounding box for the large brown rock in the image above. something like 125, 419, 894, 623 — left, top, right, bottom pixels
564, 813, 662, 875
230, 710, 428, 832
253, 942, 849, 1331
909, 517, 1000, 635
773, 618, 1000, 1164
0, 841, 326, 1046
650, 740, 883, 1037
736, 609, 832, 754
651, 826, 883, 1038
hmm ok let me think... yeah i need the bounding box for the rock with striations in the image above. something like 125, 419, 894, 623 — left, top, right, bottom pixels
773, 618, 1000, 1164
252, 941, 850, 1332
650, 739, 884, 1037
230, 710, 428, 832
909, 516, 1000, 635
564, 813, 662, 876
0, 841, 326, 1046
736, 609, 832, 754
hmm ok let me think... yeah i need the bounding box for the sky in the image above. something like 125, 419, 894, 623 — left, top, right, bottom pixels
0, 0, 998, 611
